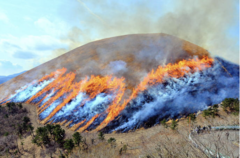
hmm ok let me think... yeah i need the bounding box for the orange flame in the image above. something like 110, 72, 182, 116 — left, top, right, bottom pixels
40, 75, 125, 125
94, 56, 214, 131
2, 56, 214, 132
26, 68, 67, 104
78, 114, 99, 132
38, 72, 76, 114
70, 119, 86, 131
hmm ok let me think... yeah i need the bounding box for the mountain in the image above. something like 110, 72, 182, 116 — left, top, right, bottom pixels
0, 71, 25, 84
2, 33, 238, 133
0, 33, 238, 158
0, 33, 209, 98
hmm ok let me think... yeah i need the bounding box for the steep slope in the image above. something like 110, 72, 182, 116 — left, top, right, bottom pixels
4, 33, 238, 133
0, 33, 209, 98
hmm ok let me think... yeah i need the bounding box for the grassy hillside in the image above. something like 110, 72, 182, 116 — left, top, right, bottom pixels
0, 33, 209, 100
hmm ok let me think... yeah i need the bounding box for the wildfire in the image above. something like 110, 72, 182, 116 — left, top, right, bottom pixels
1, 56, 214, 132
26, 68, 67, 105
40, 73, 126, 125
94, 56, 214, 131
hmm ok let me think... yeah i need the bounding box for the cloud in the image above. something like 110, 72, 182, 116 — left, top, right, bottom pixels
20, 35, 67, 51
0, 34, 69, 69
1, 0, 238, 74
13, 51, 38, 59
0, 35, 68, 57
0, 60, 24, 76
34, 17, 69, 37
0, 12, 9, 23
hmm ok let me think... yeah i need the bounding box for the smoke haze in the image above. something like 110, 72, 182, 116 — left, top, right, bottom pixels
50, 0, 238, 64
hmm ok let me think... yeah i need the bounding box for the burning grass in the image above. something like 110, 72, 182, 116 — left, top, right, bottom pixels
0, 56, 239, 133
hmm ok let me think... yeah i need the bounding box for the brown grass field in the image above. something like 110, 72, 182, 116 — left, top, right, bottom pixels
1, 103, 237, 158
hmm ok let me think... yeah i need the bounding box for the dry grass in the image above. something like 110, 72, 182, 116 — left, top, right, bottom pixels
0, 33, 209, 101
0, 103, 238, 158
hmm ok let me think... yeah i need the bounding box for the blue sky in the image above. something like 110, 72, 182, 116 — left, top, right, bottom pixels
0, 0, 239, 75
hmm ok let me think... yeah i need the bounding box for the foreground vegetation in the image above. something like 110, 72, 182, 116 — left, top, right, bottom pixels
0, 102, 34, 157
203, 98, 239, 118
0, 98, 238, 157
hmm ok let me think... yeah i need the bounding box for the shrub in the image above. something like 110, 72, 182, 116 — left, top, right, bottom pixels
46, 124, 54, 135
122, 144, 127, 153
202, 105, 219, 118
170, 119, 178, 130
52, 125, 65, 145
32, 137, 41, 147
34, 127, 51, 146
63, 139, 74, 153
6, 102, 16, 113
161, 118, 167, 128
16, 124, 23, 136
98, 132, 104, 141
6, 102, 14, 109
213, 104, 218, 109
72, 132, 82, 146
27, 124, 34, 133
22, 122, 28, 131
188, 113, 196, 123
108, 137, 116, 143
108, 137, 116, 148
23, 116, 30, 124
17, 103, 23, 109
32, 124, 66, 148
222, 98, 239, 115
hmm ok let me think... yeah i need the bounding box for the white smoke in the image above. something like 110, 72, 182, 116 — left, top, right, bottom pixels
108, 60, 127, 75
50, 92, 87, 122
39, 90, 55, 107
1, 57, 238, 133
67, 93, 113, 126
8, 79, 54, 103
113, 58, 239, 132
49, 93, 113, 127
39, 99, 62, 120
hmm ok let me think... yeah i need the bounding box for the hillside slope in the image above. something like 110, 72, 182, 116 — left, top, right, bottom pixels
0, 71, 25, 84
0, 33, 209, 99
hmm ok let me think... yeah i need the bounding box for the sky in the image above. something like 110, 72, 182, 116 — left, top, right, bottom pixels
0, 0, 239, 76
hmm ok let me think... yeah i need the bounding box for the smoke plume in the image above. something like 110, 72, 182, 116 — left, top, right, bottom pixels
50, 0, 238, 64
